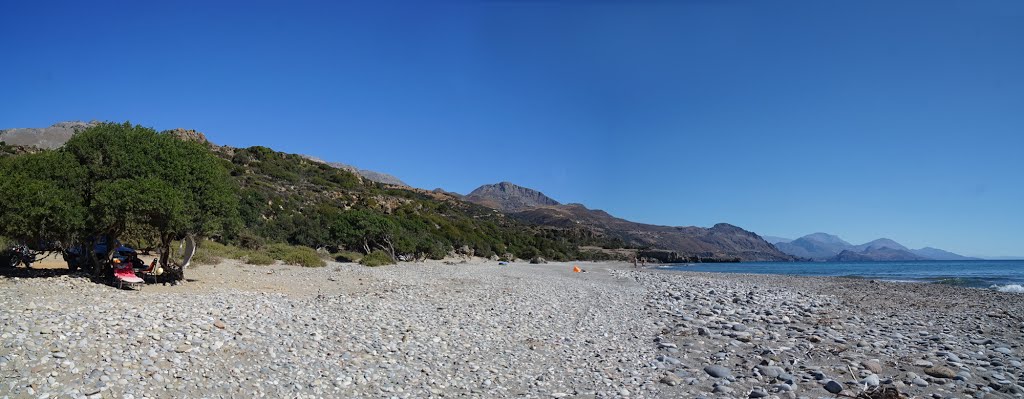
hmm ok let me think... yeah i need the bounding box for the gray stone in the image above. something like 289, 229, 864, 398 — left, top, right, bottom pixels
704, 365, 732, 379
824, 380, 843, 394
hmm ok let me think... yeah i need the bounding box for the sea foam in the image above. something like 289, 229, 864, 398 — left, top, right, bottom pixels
991, 284, 1024, 293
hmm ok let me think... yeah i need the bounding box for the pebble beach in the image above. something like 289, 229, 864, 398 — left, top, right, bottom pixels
1, 260, 1022, 398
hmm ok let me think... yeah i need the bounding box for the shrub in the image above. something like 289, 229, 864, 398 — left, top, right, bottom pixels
191, 251, 222, 265
244, 252, 275, 265
265, 243, 325, 267
199, 240, 245, 259
237, 231, 265, 250
359, 250, 395, 267
334, 250, 363, 263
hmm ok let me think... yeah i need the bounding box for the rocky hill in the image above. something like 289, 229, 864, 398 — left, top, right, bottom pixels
464, 182, 560, 213
466, 183, 792, 262
0, 121, 98, 149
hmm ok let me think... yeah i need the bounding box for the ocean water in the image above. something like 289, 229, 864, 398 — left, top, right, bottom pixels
661, 260, 1024, 293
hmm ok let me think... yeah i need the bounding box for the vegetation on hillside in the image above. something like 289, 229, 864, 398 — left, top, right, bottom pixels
217, 144, 629, 262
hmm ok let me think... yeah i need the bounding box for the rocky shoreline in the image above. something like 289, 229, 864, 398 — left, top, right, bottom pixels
1, 260, 1021, 398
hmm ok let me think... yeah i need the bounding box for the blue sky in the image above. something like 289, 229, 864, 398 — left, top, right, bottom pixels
2, 1, 1022, 257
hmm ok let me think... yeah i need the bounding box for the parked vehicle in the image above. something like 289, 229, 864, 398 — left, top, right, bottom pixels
1, 244, 39, 268
63, 237, 142, 271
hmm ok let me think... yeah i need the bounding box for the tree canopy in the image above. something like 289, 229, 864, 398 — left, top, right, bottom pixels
0, 122, 240, 275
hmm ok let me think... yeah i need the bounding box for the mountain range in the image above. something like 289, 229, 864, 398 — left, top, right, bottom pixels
771, 233, 978, 261
464, 182, 792, 262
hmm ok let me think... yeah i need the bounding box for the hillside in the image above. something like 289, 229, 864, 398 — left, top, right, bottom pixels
464, 182, 560, 212
1, 121, 407, 189
466, 184, 792, 262
301, 155, 408, 187
214, 146, 628, 261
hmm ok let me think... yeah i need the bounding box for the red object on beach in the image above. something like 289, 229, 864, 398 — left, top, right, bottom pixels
113, 259, 144, 288
573, 266, 581, 273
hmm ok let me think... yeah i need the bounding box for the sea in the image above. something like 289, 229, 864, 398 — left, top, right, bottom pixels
661, 260, 1024, 293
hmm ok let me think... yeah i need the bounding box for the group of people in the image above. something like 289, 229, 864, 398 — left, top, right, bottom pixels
632, 256, 646, 268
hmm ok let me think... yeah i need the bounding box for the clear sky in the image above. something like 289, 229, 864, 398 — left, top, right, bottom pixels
2, 1, 1022, 257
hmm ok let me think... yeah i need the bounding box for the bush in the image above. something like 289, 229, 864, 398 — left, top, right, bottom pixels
334, 250, 363, 263
265, 243, 325, 267
237, 231, 265, 250
244, 252, 275, 265
199, 240, 249, 259
359, 250, 394, 267
191, 251, 222, 265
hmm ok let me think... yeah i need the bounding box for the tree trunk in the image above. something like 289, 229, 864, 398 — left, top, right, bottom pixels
92, 233, 118, 279
158, 234, 173, 268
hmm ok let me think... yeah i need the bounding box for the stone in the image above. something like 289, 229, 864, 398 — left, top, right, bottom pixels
924, 366, 957, 379
704, 365, 732, 379
861, 360, 883, 374
660, 373, 683, 386
824, 380, 844, 394
756, 365, 784, 379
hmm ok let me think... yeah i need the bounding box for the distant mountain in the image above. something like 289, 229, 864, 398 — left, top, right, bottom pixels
762, 236, 792, 244
830, 247, 928, 262
0, 121, 98, 149
774, 232, 975, 262
774, 233, 852, 260
464, 182, 560, 213
911, 247, 980, 261
466, 183, 792, 261
854, 238, 908, 252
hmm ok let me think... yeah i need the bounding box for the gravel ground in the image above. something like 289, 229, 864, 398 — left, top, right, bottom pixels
1, 260, 1021, 399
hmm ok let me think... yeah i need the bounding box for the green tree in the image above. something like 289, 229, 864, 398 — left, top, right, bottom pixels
60, 122, 240, 274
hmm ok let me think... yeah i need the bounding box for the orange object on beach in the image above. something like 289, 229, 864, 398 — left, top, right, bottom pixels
573, 266, 581, 273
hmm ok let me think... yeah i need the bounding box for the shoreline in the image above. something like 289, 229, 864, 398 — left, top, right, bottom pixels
1, 259, 1021, 398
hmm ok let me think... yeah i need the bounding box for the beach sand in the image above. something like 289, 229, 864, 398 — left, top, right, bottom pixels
1, 259, 1021, 398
